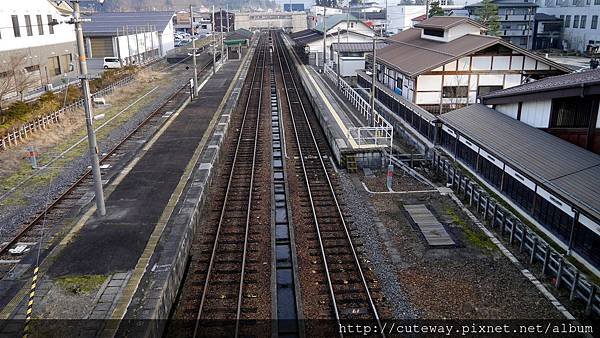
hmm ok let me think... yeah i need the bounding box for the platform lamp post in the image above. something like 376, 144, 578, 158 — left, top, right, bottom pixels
322, 7, 326, 72
212, 6, 216, 74
369, 37, 377, 128
69, 0, 106, 215
336, 26, 340, 88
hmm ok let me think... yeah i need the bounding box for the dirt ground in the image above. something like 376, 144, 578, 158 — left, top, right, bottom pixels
357, 168, 563, 319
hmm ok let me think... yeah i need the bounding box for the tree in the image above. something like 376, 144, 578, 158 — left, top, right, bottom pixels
0, 73, 14, 112
429, 2, 445, 18
476, 0, 500, 36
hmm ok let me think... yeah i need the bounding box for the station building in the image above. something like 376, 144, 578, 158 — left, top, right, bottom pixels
330, 42, 386, 78
482, 69, 600, 155
437, 104, 600, 275
357, 16, 570, 115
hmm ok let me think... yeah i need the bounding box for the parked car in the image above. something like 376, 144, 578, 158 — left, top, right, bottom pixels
103, 57, 122, 69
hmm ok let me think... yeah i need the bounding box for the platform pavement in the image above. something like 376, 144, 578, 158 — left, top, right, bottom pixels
0, 57, 248, 330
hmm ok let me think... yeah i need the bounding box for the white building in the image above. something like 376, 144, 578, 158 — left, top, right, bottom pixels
386, 5, 426, 34
537, 0, 600, 52
0, 0, 77, 99
358, 16, 571, 114
82, 11, 175, 65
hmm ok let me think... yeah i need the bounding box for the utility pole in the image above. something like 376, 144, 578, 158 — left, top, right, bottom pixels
337, 26, 340, 88
212, 6, 216, 74
72, 0, 105, 215
226, 4, 230, 60
370, 37, 377, 127
220, 8, 224, 64
190, 4, 198, 97
322, 7, 326, 71
425, 0, 430, 19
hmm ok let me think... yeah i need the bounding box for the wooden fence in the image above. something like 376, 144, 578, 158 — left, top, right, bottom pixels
0, 76, 133, 151
433, 151, 600, 317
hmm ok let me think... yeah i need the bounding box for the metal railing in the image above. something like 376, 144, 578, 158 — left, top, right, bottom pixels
433, 151, 600, 317
323, 64, 393, 149
0, 76, 134, 151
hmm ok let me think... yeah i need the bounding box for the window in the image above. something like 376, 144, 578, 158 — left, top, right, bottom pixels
396, 76, 403, 89
565, 15, 571, 28
596, 0, 600, 4
442, 86, 468, 98
12, 15, 20, 37
550, 97, 594, 128
593, 16, 599, 29
478, 156, 503, 188
25, 65, 40, 72
532, 195, 573, 242
24, 15, 33, 36
48, 56, 61, 75
477, 85, 503, 97
457, 141, 478, 169
48, 15, 54, 34
573, 15, 580, 28
37, 15, 44, 35
502, 174, 535, 211
581, 15, 587, 29
423, 28, 444, 37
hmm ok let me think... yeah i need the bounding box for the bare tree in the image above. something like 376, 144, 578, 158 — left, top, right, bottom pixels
11, 54, 37, 101
0, 72, 14, 112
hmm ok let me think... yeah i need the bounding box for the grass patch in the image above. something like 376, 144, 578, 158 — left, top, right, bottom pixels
446, 207, 497, 253
56, 274, 107, 294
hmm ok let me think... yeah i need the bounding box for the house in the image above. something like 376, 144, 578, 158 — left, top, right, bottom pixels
82, 11, 176, 65
481, 69, 600, 154
212, 9, 234, 33
330, 42, 386, 77
466, 0, 537, 49
356, 16, 570, 114
537, 0, 600, 53
291, 14, 375, 67
0, 0, 77, 101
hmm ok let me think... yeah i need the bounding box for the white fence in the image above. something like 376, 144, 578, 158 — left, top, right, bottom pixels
0, 76, 134, 151
323, 64, 393, 149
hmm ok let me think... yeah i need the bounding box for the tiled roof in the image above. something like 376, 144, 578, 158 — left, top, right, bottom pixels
331, 41, 386, 53
440, 104, 600, 220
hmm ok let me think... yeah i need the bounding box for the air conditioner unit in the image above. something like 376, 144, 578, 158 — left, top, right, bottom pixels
45, 83, 54, 91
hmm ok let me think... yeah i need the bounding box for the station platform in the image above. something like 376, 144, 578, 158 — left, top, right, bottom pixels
281, 35, 390, 169
0, 46, 254, 334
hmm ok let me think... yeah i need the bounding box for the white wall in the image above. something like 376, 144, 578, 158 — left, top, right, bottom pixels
307, 31, 373, 54
160, 20, 175, 56
0, 0, 75, 52
520, 99, 551, 128
386, 5, 426, 34
496, 102, 519, 119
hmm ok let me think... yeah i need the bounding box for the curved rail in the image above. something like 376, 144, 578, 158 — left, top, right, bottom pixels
273, 31, 383, 329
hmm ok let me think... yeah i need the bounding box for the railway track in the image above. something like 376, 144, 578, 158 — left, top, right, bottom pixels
182, 35, 268, 337
273, 31, 384, 331
0, 58, 216, 279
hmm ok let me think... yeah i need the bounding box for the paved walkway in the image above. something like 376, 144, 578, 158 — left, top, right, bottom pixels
0, 60, 244, 328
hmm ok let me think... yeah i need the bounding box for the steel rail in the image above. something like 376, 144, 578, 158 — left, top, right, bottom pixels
274, 31, 383, 330
193, 36, 266, 338
0, 58, 216, 258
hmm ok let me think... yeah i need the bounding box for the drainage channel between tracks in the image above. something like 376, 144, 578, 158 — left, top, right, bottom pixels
269, 36, 303, 337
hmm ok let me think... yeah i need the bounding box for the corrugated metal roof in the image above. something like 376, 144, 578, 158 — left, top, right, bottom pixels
439, 104, 600, 220
483, 69, 600, 101
82, 11, 175, 37
331, 41, 386, 53
414, 16, 484, 30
